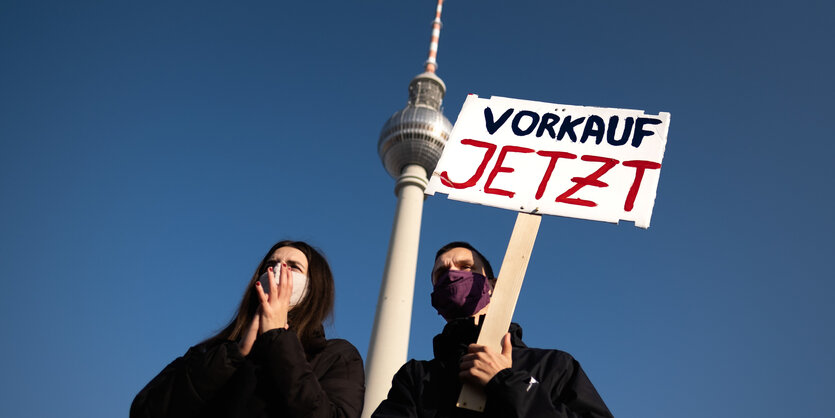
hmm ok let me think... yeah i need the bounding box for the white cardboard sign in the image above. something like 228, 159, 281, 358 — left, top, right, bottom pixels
425, 95, 670, 228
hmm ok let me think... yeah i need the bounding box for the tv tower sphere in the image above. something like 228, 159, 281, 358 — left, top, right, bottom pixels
378, 71, 452, 179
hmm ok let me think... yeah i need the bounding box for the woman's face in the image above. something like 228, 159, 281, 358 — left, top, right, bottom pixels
259, 247, 308, 308
263, 246, 309, 275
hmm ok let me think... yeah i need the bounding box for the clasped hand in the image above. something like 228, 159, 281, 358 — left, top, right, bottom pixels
238, 264, 292, 356
459, 333, 513, 387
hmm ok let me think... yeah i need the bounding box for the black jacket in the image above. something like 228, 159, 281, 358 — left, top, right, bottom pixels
372, 320, 612, 418
130, 327, 365, 418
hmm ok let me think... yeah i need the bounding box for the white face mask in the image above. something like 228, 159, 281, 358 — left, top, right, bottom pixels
258, 270, 309, 307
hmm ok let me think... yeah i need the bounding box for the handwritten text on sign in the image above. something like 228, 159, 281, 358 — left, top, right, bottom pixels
425, 95, 670, 228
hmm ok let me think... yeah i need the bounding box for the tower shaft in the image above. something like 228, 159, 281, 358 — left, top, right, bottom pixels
362, 164, 427, 417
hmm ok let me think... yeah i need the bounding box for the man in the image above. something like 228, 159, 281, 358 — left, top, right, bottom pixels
372, 242, 613, 418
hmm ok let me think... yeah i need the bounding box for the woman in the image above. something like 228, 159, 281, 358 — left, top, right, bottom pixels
131, 240, 365, 418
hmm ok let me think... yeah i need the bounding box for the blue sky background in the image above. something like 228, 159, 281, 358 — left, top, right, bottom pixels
2, 1, 833, 417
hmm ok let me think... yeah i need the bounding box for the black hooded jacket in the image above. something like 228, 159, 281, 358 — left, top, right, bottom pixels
372, 320, 612, 418
130, 327, 365, 418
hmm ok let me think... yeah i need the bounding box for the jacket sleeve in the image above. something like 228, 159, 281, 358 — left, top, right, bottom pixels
369, 361, 420, 418
249, 328, 365, 418
483, 355, 613, 418
130, 341, 246, 418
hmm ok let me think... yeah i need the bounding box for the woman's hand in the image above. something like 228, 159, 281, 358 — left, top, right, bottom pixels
237, 313, 259, 356
254, 265, 292, 334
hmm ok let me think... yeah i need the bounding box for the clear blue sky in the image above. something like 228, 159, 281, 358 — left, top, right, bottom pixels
1, 1, 833, 417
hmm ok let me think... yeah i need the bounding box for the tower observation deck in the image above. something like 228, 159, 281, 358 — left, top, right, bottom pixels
378, 71, 452, 180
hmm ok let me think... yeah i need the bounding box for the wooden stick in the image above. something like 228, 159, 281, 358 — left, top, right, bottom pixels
456, 212, 542, 411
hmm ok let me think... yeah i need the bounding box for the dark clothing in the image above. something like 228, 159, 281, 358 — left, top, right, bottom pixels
372, 320, 612, 418
131, 327, 365, 418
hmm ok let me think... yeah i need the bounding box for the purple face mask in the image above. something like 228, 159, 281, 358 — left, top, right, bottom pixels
431, 270, 492, 320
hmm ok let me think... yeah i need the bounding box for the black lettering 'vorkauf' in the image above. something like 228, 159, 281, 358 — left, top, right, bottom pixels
483, 106, 661, 148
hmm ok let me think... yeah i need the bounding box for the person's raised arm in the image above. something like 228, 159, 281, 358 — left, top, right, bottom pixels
251, 264, 364, 418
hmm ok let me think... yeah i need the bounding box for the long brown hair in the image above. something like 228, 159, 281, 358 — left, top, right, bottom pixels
204, 240, 335, 351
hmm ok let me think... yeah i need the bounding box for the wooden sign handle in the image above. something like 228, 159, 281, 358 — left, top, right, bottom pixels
456, 212, 542, 412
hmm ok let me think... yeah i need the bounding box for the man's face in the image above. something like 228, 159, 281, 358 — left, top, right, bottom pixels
431, 247, 488, 285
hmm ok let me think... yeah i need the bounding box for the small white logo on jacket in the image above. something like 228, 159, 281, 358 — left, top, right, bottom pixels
526, 376, 539, 392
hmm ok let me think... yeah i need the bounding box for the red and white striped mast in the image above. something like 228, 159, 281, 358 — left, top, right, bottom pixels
424, 0, 443, 73
365, 1, 452, 416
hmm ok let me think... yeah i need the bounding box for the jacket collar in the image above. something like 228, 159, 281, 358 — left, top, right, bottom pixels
432, 316, 526, 364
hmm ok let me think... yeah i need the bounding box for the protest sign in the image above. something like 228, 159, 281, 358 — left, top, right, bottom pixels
426, 94, 670, 411
426, 94, 670, 228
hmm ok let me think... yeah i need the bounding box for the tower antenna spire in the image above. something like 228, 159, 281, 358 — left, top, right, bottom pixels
424, 0, 444, 73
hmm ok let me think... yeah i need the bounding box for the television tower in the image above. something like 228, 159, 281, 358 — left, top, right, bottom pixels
364, 0, 452, 415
